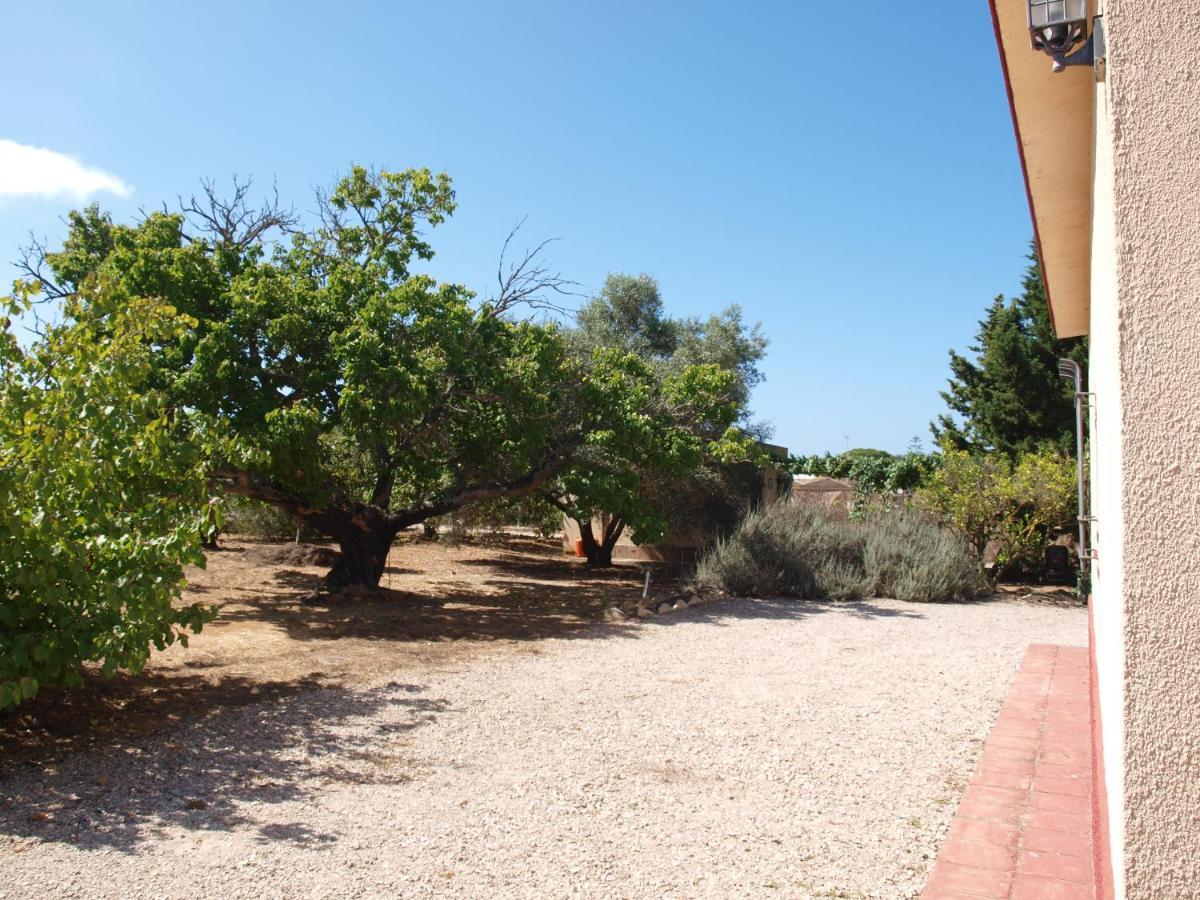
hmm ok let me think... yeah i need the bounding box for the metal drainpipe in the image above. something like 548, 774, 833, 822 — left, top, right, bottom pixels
1059, 358, 1093, 572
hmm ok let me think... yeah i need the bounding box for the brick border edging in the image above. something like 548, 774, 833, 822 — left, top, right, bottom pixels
1088, 600, 1116, 900
922, 644, 1097, 899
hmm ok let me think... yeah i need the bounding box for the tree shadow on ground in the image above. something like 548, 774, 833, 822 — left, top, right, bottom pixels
210, 546, 654, 645
212, 535, 930, 647
0, 679, 446, 852
0, 536, 931, 779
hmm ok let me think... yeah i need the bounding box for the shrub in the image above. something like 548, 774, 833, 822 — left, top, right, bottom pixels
0, 288, 215, 709
914, 448, 1076, 579
692, 502, 986, 603
862, 508, 989, 603
693, 503, 867, 601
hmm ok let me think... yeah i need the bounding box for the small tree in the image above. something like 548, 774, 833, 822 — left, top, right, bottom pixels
550, 360, 760, 566
0, 286, 215, 708
915, 448, 1076, 579
555, 274, 768, 566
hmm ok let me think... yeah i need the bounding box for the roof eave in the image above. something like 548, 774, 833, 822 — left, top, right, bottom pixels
988, 0, 1095, 338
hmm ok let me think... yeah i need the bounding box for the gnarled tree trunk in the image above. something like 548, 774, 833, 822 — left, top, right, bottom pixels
300, 504, 400, 590
216, 442, 577, 591
575, 515, 625, 568
326, 527, 395, 588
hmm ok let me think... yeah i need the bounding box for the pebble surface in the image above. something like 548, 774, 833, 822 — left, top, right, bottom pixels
0, 596, 1085, 899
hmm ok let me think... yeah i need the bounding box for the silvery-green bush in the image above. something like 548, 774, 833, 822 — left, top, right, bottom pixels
692, 502, 986, 603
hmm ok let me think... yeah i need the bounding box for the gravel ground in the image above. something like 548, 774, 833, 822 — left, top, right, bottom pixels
0, 596, 1085, 899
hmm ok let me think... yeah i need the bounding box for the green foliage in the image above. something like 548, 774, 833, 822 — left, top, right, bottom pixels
933, 248, 1087, 456
691, 502, 985, 603
223, 496, 306, 540
554, 353, 757, 547
915, 448, 1076, 578
573, 274, 768, 425
436, 494, 564, 540
0, 285, 215, 708
574, 273, 677, 359
861, 508, 991, 603
556, 273, 769, 557
32, 170, 766, 586
789, 444, 939, 515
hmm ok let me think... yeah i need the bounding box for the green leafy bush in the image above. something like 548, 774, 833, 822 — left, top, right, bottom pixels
0, 287, 215, 709
914, 448, 1076, 579
691, 502, 986, 603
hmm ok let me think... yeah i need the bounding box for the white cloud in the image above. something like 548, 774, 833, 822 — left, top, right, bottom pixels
0, 138, 131, 200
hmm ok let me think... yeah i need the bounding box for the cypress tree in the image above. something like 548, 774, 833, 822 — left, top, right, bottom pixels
932, 247, 1087, 456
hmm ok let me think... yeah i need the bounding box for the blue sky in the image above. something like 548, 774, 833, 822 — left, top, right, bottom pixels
0, 0, 1032, 455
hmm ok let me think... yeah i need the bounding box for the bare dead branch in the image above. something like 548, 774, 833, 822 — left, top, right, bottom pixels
487, 219, 581, 319
179, 176, 299, 248
14, 233, 71, 302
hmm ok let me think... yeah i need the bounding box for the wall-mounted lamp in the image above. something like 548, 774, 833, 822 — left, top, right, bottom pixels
1028, 0, 1097, 73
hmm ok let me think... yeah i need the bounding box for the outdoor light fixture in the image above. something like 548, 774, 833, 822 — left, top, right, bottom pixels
1028, 0, 1096, 73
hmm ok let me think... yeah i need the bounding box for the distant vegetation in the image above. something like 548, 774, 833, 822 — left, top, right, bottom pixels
789, 444, 936, 513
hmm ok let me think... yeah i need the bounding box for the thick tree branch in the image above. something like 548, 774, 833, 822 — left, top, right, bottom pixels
387, 438, 584, 530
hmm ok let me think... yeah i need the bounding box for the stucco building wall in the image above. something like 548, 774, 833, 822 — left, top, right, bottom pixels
1105, 1, 1200, 893
1088, 69, 1124, 898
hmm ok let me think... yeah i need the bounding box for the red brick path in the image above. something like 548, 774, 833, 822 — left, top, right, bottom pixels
922, 644, 1095, 899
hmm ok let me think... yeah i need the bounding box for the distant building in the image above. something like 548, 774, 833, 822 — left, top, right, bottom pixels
789, 476, 855, 513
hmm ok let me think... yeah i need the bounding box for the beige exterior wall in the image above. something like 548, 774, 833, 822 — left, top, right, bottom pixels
1103, 1, 1200, 893
1087, 71, 1125, 898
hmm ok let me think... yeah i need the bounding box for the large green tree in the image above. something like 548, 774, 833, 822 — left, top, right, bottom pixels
932, 248, 1087, 456
31, 169, 750, 587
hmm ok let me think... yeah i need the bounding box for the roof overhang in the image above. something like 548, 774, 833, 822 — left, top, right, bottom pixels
989, 0, 1095, 337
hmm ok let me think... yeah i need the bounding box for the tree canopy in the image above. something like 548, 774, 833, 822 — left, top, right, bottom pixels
932, 248, 1087, 456
29, 168, 759, 585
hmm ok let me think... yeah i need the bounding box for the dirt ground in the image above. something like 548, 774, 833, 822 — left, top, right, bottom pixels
0, 535, 660, 771
0, 536, 1088, 899
0, 537, 1083, 774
